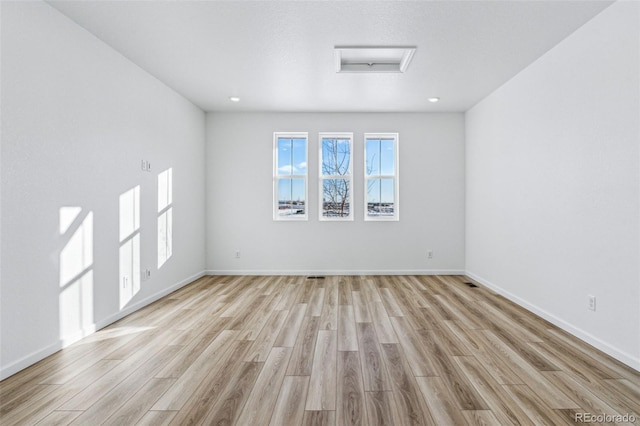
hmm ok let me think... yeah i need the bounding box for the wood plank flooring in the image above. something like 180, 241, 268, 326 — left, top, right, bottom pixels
1, 275, 639, 425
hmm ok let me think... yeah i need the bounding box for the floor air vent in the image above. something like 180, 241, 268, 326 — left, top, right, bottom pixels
307, 276, 326, 280
464, 282, 478, 288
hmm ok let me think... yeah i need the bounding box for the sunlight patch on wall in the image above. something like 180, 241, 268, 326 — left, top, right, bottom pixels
157, 168, 173, 268
59, 206, 82, 234
59, 208, 94, 343
119, 186, 141, 309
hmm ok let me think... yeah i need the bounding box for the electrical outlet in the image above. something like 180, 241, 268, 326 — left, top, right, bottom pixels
235, 250, 241, 259
588, 295, 596, 311
427, 250, 433, 259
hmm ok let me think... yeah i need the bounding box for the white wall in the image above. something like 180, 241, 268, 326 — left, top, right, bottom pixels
466, 1, 639, 369
0, 2, 206, 378
206, 112, 465, 275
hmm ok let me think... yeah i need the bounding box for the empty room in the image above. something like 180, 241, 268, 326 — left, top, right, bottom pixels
1, 0, 638, 425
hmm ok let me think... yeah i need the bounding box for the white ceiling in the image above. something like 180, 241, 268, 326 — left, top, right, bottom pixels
48, 0, 613, 112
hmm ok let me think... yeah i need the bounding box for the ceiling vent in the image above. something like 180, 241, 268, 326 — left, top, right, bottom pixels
334, 46, 416, 73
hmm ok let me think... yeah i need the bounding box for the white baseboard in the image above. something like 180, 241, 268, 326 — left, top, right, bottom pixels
205, 269, 466, 276
465, 270, 640, 372
0, 341, 64, 382
0, 270, 206, 381
93, 270, 206, 331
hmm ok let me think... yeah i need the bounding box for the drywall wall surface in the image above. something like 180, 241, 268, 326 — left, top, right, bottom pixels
206, 112, 465, 275
1, 2, 206, 378
466, 1, 639, 369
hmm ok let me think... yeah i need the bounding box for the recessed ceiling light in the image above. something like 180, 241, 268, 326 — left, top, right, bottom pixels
334, 46, 416, 73
229, 96, 240, 102
428, 97, 440, 103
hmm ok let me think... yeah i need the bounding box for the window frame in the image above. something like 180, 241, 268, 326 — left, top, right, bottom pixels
364, 132, 400, 221
273, 132, 309, 221
318, 132, 354, 221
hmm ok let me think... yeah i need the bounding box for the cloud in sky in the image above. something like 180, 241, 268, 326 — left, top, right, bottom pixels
279, 162, 307, 175
279, 165, 297, 174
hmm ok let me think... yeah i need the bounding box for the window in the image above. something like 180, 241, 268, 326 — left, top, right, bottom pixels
274, 133, 308, 220
365, 133, 399, 221
319, 133, 353, 220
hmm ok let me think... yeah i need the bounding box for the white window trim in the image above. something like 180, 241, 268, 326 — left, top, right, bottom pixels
319, 132, 354, 221
273, 132, 308, 221
364, 132, 400, 221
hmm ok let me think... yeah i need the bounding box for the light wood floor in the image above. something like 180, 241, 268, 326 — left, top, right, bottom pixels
1, 275, 639, 425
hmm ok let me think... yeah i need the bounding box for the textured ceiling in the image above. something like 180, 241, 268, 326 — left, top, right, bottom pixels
48, 0, 613, 112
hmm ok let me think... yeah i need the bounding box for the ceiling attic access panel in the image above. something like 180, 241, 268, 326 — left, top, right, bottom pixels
334, 46, 416, 73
